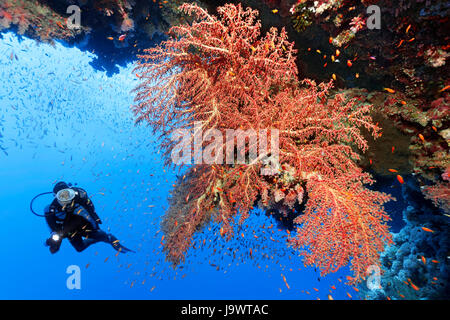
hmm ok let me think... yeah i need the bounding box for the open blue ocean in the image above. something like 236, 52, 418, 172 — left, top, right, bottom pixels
0, 31, 355, 300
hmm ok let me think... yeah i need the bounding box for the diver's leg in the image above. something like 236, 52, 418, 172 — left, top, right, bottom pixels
86, 230, 110, 242
87, 230, 134, 253
69, 234, 90, 252
69, 231, 105, 252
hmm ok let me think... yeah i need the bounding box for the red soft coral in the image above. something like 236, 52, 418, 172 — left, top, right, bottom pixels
133, 2, 393, 282
289, 173, 392, 283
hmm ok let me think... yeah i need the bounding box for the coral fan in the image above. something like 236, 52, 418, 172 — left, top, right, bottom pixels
290, 172, 392, 282
133, 2, 393, 282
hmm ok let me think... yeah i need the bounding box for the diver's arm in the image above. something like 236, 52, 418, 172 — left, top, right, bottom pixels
76, 188, 102, 224
45, 202, 61, 232
44, 203, 64, 253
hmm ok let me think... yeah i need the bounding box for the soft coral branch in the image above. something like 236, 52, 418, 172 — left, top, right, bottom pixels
289, 173, 393, 283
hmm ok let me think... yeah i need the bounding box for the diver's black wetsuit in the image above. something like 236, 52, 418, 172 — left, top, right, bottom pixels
45, 185, 133, 254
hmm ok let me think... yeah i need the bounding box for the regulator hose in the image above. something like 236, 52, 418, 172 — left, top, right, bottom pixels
30, 192, 53, 217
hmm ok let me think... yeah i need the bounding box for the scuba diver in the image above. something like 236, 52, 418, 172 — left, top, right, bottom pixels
43, 181, 134, 254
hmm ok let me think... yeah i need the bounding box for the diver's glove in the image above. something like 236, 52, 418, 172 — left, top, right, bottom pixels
45, 232, 63, 254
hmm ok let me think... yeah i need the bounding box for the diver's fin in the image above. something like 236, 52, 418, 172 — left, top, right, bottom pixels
112, 242, 135, 253
108, 234, 135, 253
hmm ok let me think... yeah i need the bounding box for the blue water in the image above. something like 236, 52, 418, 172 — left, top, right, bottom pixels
0, 32, 355, 300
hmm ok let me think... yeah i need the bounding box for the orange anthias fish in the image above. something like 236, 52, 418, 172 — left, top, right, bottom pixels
281, 274, 290, 289
118, 34, 127, 41
420, 256, 426, 265
397, 175, 404, 184
439, 85, 450, 92
406, 24, 412, 34
421, 227, 434, 233
418, 134, 425, 142
409, 281, 420, 291
384, 88, 396, 93
389, 169, 398, 173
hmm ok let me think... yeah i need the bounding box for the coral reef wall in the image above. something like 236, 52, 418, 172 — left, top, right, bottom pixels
360, 177, 449, 300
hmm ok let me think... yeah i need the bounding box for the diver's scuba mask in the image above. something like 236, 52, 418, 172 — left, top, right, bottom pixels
55, 188, 76, 207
